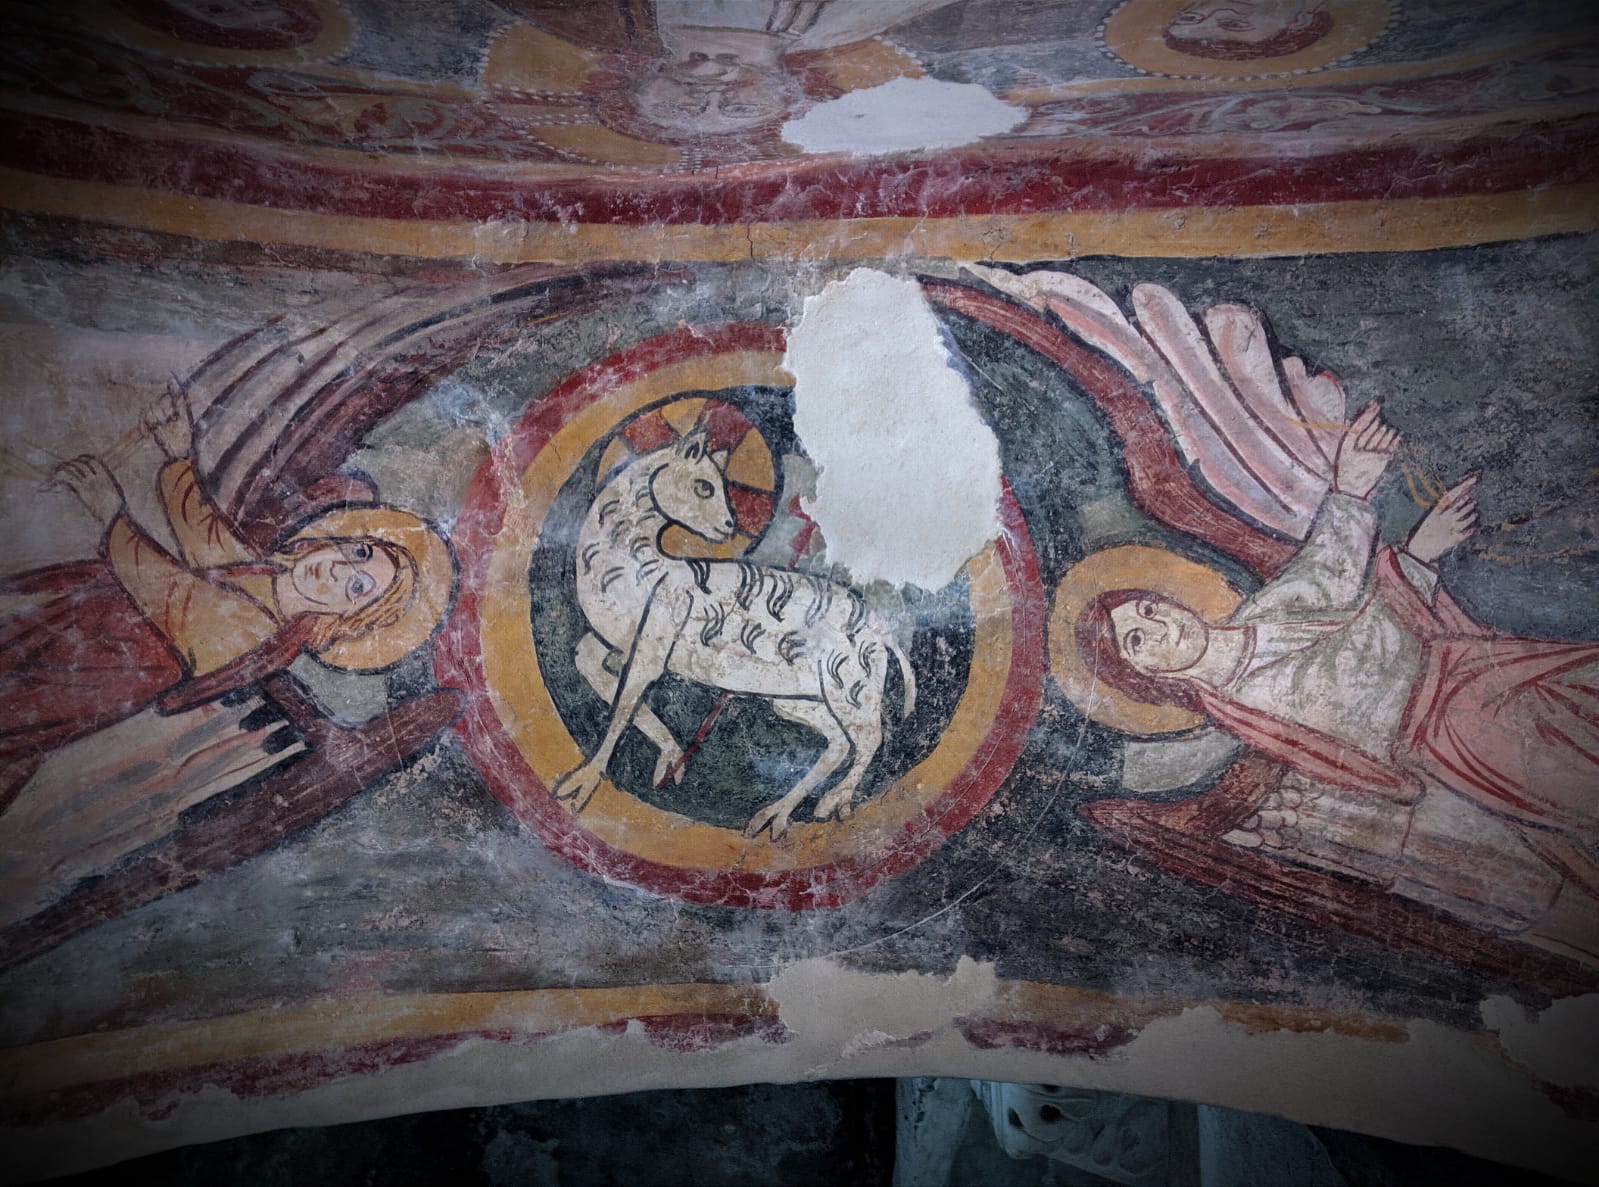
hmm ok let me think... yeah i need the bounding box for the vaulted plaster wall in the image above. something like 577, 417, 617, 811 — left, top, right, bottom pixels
0, 1, 1596, 1180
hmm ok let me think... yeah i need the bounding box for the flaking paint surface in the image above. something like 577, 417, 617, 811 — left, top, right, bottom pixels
0, 1, 1596, 1179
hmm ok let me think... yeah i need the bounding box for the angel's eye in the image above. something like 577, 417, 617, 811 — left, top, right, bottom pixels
1139, 600, 1156, 618
692, 479, 714, 499
349, 573, 374, 600
1125, 629, 1143, 653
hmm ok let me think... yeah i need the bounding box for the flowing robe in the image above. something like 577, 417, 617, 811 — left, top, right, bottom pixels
0, 459, 312, 808
1195, 493, 1599, 890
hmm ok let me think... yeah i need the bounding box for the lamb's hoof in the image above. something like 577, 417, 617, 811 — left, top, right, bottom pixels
744, 806, 791, 840
814, 794, 855, 823
553, 763, 603, 814
652, 744, 687, 789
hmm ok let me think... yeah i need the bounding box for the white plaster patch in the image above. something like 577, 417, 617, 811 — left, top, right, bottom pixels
1104, 1006, 1599, 1180
782, 76, 1025, 156
1480, 993, 1599, 1090
767, 954, 998, 1045
12, 993, 1599, 1183
785, 269, 1003, 591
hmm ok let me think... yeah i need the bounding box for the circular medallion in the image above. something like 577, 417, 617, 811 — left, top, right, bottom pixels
1103, 0, 1392, 79
94, 0, 353, 65
437, 324, 1045, 909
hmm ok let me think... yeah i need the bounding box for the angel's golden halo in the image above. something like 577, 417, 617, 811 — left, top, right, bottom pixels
1047, 545, 1242, 735
291, 506, 455, 673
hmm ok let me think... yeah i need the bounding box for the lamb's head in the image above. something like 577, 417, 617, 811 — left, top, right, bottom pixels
647, 428, 735, 543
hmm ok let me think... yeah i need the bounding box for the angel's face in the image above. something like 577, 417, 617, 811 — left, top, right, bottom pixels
1111, 596, 1208, 675
275, 540, 397, 618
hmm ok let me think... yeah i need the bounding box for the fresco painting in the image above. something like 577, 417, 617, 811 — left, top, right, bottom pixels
0, 0, 1596, 1178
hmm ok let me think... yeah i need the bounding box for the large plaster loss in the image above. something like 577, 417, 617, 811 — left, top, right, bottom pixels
783, 76, 1026, 157
785, 269, 1003, 590
3, 0, 1599, 1177
1480, 993, 1599, 1090
767, 956, 1000, 1055
12, 980, 1599, 1185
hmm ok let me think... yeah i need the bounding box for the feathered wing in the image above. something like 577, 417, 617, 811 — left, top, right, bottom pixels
964, 266, 1361, 804
187, 264, 610, 541
967, 264, 1347, 542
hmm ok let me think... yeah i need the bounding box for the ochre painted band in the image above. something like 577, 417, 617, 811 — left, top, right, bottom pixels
4, 169, 1594, 263
0, 977, 1408, 1106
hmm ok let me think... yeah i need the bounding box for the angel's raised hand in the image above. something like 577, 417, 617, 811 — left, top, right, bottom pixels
48, 455, 126, 527
143, 383, 194, 460
1333, 403, 1401, 500
1407, 473, 1480, 564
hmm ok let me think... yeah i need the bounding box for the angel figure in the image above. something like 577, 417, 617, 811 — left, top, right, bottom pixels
971, 265, 1598, 970
1, 388, 453, 807
0, 386, 460, 961
1074, 415, 1597, 881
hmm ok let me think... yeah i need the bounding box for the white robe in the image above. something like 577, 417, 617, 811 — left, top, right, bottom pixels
1220, 493, 1435, 760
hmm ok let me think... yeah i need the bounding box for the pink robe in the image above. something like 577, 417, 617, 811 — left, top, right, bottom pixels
1200, 547, 1599, 893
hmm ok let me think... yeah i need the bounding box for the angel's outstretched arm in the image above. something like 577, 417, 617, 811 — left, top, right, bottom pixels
1407, 473, 1480, 565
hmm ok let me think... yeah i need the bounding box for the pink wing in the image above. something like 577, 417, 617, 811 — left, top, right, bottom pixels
1203, 304, 1330, 477
1282, 356, 1349, 467
969, 266, 1345, 541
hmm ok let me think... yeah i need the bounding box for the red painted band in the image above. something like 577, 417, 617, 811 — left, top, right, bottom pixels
3, 111, 1596, 226
5, 1013, 789, 1125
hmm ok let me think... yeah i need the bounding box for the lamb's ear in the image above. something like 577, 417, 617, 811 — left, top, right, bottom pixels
709, 448, 730, 471
676, 427, 708, 461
